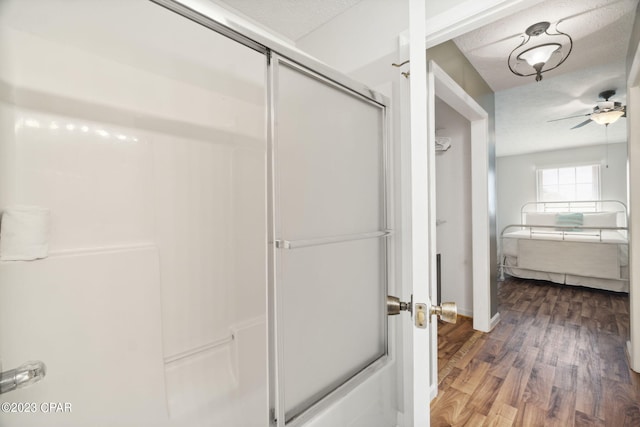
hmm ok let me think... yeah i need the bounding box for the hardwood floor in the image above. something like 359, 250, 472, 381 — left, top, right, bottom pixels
431, 277, 640, 426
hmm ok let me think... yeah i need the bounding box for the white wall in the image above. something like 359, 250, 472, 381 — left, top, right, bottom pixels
496, 142, 629, 239
435, 99, 473, 316
296, 0, 410, 76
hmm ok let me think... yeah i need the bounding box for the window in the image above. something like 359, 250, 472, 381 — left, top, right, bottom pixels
537, 165, 600, 209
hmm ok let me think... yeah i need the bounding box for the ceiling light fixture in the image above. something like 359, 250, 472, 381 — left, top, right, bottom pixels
590, 110, 624, 125
508, 21, 572, 82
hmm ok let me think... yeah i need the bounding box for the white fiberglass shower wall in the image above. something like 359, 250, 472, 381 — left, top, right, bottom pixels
0, 1, 268, 425
0, 1, 400, 426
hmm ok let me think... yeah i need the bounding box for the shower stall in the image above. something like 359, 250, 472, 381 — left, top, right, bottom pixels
0, 1, 401, 425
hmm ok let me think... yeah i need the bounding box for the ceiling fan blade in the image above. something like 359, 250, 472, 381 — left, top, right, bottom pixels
547, 113, 590, 123
571, 119, 593, 129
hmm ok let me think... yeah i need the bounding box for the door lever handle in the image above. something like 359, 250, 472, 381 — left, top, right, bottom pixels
0, 361, 46, 395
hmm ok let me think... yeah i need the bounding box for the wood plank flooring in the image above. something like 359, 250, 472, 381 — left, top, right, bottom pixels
431, 277, 640, 426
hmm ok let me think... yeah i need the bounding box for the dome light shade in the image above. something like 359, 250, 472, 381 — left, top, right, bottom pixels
517, 43, 561, 67
590, 110, 624, 125
508, 21, 572, 82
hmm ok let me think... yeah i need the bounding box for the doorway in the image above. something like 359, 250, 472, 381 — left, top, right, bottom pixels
426, 60, 491, 400
434, 98, 472, 317
424, 0, 638, 375
428, 61, 492, 331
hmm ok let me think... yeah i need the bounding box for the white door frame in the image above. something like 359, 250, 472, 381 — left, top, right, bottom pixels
424, 0, 547, 50
627, 38, 640, 373
429, 61, 493, 335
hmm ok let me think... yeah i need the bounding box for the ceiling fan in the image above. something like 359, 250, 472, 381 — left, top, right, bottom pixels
548, 89, 627, 129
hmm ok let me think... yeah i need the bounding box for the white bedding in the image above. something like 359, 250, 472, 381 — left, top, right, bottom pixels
502, 229, 629, 292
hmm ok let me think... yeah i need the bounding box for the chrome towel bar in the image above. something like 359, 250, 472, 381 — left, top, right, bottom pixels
275, 230, 392, 250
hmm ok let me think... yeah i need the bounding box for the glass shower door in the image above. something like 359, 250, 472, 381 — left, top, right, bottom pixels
270, 56, 390, 425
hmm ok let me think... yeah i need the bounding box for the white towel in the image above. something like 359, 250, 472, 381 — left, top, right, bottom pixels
0, 206, 51, 261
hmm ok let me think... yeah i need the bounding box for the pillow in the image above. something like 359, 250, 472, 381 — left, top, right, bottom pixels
524, 212, 557, 226
583, 212, 618, 228
555, 213, 583, 231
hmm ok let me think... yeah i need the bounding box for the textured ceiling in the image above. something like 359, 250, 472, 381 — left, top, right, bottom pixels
454, 0, 638, 92
214, 0, 366, 41
495, 60, 628, 157
454, 0, 638, 156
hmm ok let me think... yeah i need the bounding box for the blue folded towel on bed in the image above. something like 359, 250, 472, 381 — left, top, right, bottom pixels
556, 212, 583, 231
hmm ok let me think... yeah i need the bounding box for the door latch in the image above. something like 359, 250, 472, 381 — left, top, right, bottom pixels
387, 295, 427, 329
414, 303, 428, 328
387, 295, 457, 328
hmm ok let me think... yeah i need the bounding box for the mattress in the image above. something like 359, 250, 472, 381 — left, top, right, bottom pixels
502, 229, 629, 292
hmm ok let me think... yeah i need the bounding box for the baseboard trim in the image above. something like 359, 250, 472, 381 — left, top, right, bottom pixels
456, 307, 473, 317
626, 340, 640, 373
430, 382, 438, 401
488, 312, 501, 331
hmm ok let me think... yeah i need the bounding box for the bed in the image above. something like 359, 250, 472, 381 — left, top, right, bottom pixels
500, 200, 629, 293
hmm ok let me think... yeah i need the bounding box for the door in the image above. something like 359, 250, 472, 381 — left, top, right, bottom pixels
406, 0, 435, 423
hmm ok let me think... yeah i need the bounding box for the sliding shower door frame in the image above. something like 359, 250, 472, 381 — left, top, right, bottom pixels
149, 0, 388, 106
268, 53, 393, 426
149, 2, 395, 426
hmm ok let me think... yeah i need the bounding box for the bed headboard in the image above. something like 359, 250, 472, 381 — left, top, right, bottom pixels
520, 200, 628, 229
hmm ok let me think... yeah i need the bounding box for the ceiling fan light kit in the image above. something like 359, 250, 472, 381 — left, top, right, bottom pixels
508, 21, 572, 82
548, 89, 627, 129
590, 109, 624, 125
